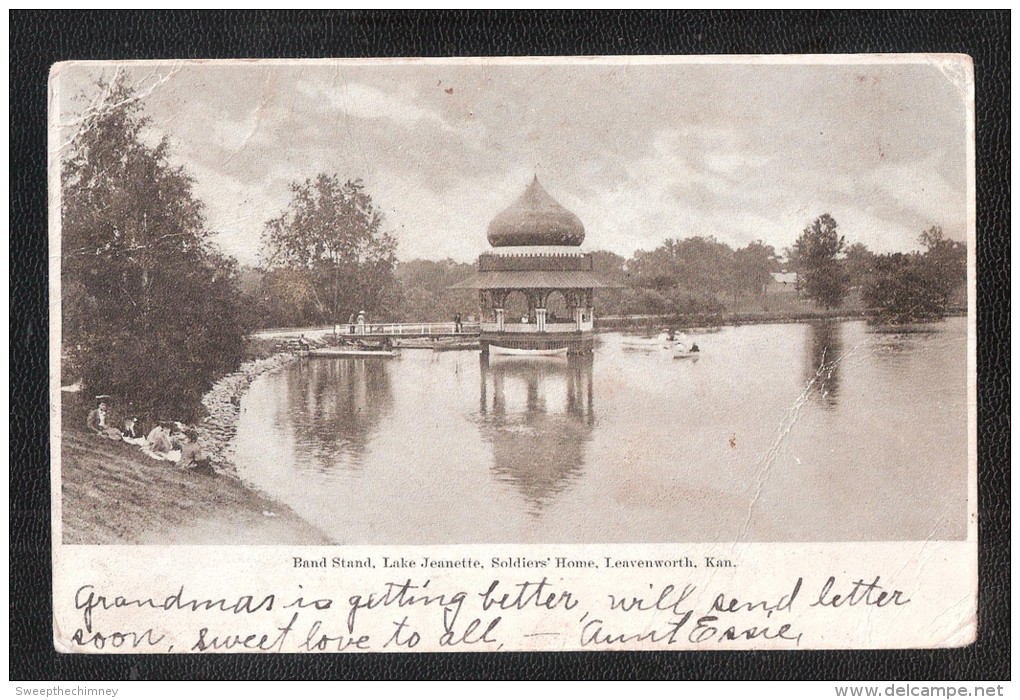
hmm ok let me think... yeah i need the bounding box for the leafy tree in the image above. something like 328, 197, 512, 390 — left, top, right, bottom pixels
862, 253, 947, 323
628, 236, 735, 313
394, 258, 477, 323
732, 240, 779, 301
844, 242, 877, 288
918, 225, 967, 306
260, 175, 398, 326
61, 76, 249, 420
590, 250, 630, 315
788, 214, 849, 309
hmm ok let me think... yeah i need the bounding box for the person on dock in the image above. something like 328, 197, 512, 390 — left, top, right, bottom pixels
348, 313, 355, 334
297, 334, 311, 352
454, 312, 462, 333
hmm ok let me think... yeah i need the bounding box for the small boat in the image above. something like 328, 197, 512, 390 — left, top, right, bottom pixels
393, 338, 435, 349
621, 333, 681, 350
489, 345, 568, 357
301, 348, 399, 358
672, 343, 701, 359
433, 338, 481, 351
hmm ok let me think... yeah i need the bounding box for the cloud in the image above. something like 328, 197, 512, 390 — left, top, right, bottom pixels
298, 79, 452, 131
56, 61, 969, 265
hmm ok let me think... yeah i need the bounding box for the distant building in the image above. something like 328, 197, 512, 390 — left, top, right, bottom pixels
452, 177, 608, 355
772, 271, 798, 286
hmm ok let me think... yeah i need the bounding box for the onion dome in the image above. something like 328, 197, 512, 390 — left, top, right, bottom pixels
487, 176, 585, 247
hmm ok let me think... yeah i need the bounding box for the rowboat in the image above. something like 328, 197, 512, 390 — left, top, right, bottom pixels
433, 338, 481, 351
489, 345, 568, 357
300, 348, 399, 358
393, 338, 435, 349
621, 333, 684, 349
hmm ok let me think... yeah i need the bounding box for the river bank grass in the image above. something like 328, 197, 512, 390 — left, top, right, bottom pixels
60, 424, 332, 545
59, 336, 333, 545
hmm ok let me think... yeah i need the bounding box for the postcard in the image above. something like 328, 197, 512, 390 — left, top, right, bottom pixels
50, 55, 976, 652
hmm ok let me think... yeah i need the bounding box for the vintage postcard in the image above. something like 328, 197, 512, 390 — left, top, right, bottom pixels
50, 55, 976, 652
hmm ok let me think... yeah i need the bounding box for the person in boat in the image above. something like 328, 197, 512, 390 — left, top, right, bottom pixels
690, 342, 700, 353
86, 400, 123, 440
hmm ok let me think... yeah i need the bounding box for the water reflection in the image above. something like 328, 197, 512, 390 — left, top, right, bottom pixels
286, 358, 393, 472
803, 321, 843, 409
477, 354, 594, 514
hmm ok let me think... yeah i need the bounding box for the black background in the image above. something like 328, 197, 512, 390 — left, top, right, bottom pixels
10, 10, 1010, 680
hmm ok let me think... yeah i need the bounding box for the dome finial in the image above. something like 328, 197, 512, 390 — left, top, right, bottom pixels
486, 177, 585, 247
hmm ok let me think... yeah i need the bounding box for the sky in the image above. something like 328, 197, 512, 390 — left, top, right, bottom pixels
53, 58, 971, 266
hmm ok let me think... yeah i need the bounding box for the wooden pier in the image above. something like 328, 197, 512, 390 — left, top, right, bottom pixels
251, 322, 481, 342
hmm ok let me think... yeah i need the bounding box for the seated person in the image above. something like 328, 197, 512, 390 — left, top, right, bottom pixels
146, 423, 174, 454
86, 401, 123, 440
177, 429, 214, 474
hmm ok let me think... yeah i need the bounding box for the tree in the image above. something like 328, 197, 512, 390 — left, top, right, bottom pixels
61, 76, 249, 420
918, 225, 967, 307
590, 250, 629, 315
862, 253, 947, 323
260, 175, 398, 326
732, 240, 778, 301
394, 258, 477, 323
844, 242, 877, 288
788, 214, 849, 309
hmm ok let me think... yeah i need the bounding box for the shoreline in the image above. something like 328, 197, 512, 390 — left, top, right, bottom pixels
60, 344, 335, 545
196, 350, 302, 476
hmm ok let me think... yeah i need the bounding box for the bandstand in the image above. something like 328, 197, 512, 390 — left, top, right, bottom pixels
452, 176, 607, 355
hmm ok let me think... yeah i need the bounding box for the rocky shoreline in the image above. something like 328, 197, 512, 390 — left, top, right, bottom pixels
196, 350, 299, 476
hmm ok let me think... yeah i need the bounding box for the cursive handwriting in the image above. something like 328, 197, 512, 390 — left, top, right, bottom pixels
64, 573, 913, 652
75, 584, 274, 633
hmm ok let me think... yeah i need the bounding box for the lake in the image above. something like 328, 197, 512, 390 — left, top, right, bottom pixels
234, 317, 969, 543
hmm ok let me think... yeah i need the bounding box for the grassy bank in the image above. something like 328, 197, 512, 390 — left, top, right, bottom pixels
59, 349, 333, 545
60, 426, 332, 545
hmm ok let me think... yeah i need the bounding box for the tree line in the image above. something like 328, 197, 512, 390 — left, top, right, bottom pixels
62, 78, 967, 420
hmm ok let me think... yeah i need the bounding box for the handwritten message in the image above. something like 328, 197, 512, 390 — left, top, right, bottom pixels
67, 573, 911, 653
